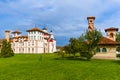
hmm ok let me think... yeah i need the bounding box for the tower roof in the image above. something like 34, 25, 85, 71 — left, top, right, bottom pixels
5, 30, 10, 32
87, 16, 95, 20
26, 27, 44, 33
12, 30, 21, 34
42, 27, 47, 30
105, 27, 118, 32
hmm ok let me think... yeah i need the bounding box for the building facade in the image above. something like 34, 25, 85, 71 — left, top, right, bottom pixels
87, 16, 120, 54
5, 27, 56, 54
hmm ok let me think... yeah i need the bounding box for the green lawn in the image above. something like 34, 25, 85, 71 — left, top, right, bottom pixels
0, 54, 120, 80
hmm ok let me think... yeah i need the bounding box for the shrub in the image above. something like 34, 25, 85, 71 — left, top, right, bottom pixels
0, 40, 14, 58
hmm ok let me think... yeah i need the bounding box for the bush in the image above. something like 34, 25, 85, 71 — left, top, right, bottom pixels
80, 51, 94, 60
116, 54, 120, 57
0, 40, 14, 58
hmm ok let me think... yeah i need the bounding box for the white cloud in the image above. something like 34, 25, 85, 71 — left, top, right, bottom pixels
1, 0, 120, 45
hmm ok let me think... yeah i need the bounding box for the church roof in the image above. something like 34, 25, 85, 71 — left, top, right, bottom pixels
98, 37, 120, 45
42, 27, 47, 30
12, 30, 21, 34
26, 27, 44, 33
105, 27, 118, 32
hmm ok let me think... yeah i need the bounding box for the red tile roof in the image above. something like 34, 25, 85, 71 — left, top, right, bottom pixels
10, 36, 28, 42
99, 37, 120, 45
26, 27, 44, 33
105, 27, 118, 32
87, 16, 95, 20
12, 30, 21, 34
5, 30, 10, 32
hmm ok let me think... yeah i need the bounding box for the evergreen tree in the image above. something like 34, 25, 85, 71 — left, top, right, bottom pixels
78, 29, 102, 60
0, 40, 14, 58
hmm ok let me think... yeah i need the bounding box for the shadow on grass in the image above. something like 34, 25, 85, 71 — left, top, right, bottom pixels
54, 56, 89, 61
111, 59, 120, 65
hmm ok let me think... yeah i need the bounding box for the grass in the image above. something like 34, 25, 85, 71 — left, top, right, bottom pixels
0, 54, 120, 80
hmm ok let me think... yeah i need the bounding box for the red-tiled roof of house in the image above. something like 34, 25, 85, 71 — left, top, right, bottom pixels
26, 27, 44, 33
10, 36, 28, 42
12, 30, 21, 34
98, 37, 120, 45
105, 27, 118, 32
18, 36, 28, 38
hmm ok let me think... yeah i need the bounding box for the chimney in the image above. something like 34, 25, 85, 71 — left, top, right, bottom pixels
5, 30, 10, 42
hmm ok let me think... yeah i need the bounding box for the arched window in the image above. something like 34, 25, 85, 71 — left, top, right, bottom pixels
102, 48, 107, 53
110, 33, 114, 38
96, 48, 100, 52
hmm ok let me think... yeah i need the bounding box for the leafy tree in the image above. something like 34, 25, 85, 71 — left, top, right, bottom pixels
57, 47, 66, 58
63, 44, 71, 55
116, 32, 120, 42
78, 29, 102, 60
60, 29, 102, 60
69, 38, 80, 58
116, 32, 120, 51
0, 40, 14, 58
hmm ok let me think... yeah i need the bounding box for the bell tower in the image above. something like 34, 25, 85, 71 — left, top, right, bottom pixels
105, 27, 118, 41
5, 30, 10, 42
87, 16, 95, 31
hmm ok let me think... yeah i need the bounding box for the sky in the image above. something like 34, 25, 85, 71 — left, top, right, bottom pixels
1, 0, 120, 46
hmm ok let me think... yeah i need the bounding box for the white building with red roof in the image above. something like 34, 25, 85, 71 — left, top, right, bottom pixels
5, 27, 56, 54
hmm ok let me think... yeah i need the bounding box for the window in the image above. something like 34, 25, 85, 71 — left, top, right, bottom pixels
40, 36, 41, 40
102, 48, 107, 53
110, 33, 114, 38
90, 20, 92, 23
34, 36, 36, 40
96, 48, 100, 52
31, 36, 33, 40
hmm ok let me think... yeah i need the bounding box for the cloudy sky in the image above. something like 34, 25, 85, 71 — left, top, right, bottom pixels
0, 0, 120, 46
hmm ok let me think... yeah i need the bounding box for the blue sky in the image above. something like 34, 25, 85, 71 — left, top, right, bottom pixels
1, 0, 120, 46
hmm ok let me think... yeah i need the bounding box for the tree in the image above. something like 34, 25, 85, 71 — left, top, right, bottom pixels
78, 29, 102, 60
116, 32, 120, 51
60, 29, 102, 60
0, 40, 14, 58
69, 38, 80, 58
116, 32, 120, 42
